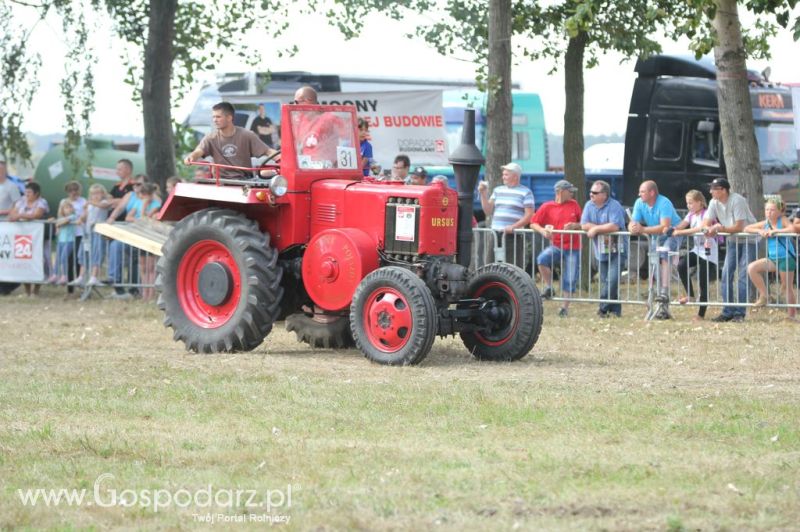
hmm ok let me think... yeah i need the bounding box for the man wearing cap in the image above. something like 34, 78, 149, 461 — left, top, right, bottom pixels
703, 177, 757, 322
531, 179, 583, 317
408, 167, 428, 186
581, 179, 628, 317
478, 162, 535, 269
628, 180, 682, 317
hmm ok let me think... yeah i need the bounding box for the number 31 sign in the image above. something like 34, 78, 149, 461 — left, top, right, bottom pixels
336, 147, 358, 169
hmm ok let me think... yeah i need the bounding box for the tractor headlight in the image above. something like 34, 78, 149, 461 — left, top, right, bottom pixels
269, 175, 288, 197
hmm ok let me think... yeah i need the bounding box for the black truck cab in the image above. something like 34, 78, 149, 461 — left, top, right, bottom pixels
623, 54, 798, 207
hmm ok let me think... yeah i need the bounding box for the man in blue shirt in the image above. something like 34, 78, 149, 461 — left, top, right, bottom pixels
628, 180, 681, 316
581, 180, 628, 317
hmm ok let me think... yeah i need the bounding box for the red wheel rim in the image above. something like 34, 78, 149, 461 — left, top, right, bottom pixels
362, 287, 413, 353
177, 240, 241, 328
474, 281, 519, 346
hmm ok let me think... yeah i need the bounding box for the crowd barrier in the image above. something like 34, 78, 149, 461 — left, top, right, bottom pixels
3, 220, 799, 315
471, 227, 800, 316
0, 220, 157, 300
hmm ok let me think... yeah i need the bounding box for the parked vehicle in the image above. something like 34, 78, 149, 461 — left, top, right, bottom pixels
623, 54, 798, 207
32, 138, 145, 212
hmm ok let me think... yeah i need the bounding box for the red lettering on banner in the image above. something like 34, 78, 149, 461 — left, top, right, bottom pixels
382, 115, 444, 128
14, 235, 33, 259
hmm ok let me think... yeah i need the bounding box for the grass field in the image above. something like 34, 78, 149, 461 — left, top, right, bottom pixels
1, 287, 799, 530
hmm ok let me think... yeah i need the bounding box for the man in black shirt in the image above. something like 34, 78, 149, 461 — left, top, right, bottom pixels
250, 104, 275, 148
107, 160, 138, 297
110, 159, 135, 221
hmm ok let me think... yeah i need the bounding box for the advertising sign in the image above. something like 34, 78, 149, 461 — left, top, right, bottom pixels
0, 221, 45, 282
318, 91, 449, 167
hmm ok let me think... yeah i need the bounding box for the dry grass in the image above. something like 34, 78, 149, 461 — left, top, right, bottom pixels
1, 286, 799, 531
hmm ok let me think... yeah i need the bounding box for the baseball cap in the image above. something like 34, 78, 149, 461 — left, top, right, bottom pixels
412, 166, 428, 178
554, 179, 577, 192
708, 177, 730, 190
501, 162, 522, 175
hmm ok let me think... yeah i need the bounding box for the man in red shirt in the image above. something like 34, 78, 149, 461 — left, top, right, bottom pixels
530, 180, 583, 317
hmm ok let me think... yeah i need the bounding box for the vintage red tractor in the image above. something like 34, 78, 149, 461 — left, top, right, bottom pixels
157, 104, 543, 365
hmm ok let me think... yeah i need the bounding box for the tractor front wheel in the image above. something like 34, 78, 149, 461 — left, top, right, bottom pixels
460, 263, 542, 361
156, 208, 282, 353
350, 267, 437, 366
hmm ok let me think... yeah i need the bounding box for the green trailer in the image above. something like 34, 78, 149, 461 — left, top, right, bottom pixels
34, 138, 145, 210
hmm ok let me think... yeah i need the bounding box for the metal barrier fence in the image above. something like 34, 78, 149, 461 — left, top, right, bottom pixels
0, 220, 157, 300
472, 227, 800, 319
4, 219, 798, 316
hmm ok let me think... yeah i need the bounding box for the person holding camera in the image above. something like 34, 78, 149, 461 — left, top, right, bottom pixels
581, 179, 627, 318
628, 180, 682, 317
672, 190, 720, 321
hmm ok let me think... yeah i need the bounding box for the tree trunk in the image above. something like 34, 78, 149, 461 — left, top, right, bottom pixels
564, 31, 590, 289
563, 31, 587, 208
712, 0, 764, 218
486, 0, 513, 195
142, 0, 177, 195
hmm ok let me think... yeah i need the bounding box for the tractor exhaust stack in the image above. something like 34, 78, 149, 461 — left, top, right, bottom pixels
449, 109, 485, 268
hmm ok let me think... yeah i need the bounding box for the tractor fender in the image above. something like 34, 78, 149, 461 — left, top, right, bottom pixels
301, 228, 380, 311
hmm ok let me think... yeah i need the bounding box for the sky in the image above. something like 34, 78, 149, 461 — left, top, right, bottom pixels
15, 4, 800, 138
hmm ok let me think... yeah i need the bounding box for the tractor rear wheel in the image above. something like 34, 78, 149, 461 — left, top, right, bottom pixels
156, 208, 282, 353
286, 307, 354, 349
350, 267, 437, 366
460, 263, 542, 361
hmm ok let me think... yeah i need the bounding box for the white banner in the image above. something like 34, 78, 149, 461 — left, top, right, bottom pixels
0, 221, 45, 282
317, 91, 449, 167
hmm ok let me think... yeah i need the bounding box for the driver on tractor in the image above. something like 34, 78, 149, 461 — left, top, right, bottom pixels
184, 101, 278, 179
288, 86, 351, 167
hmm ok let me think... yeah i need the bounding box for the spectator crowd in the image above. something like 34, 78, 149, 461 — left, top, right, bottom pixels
0, 157, 182, 301
3, 95, 799, 324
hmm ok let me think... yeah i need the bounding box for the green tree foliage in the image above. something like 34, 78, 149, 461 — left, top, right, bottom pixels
1, 0, 290, 185
0, 3, 42, 164
324, 1, 680, 201
57, 0, 96, 177
664, 0, 799, 216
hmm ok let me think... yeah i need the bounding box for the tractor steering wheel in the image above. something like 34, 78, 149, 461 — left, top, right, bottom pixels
262, 149, 281, 165
257, 150, 281, 178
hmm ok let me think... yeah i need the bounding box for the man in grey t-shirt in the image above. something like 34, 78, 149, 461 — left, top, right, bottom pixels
185, 101, 275, 179
703, 177, 757, 322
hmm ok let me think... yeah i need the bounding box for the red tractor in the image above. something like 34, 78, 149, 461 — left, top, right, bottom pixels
157, 104, 542, 365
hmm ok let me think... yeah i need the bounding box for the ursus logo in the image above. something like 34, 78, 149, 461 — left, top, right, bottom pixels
14, 235, 33, 259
